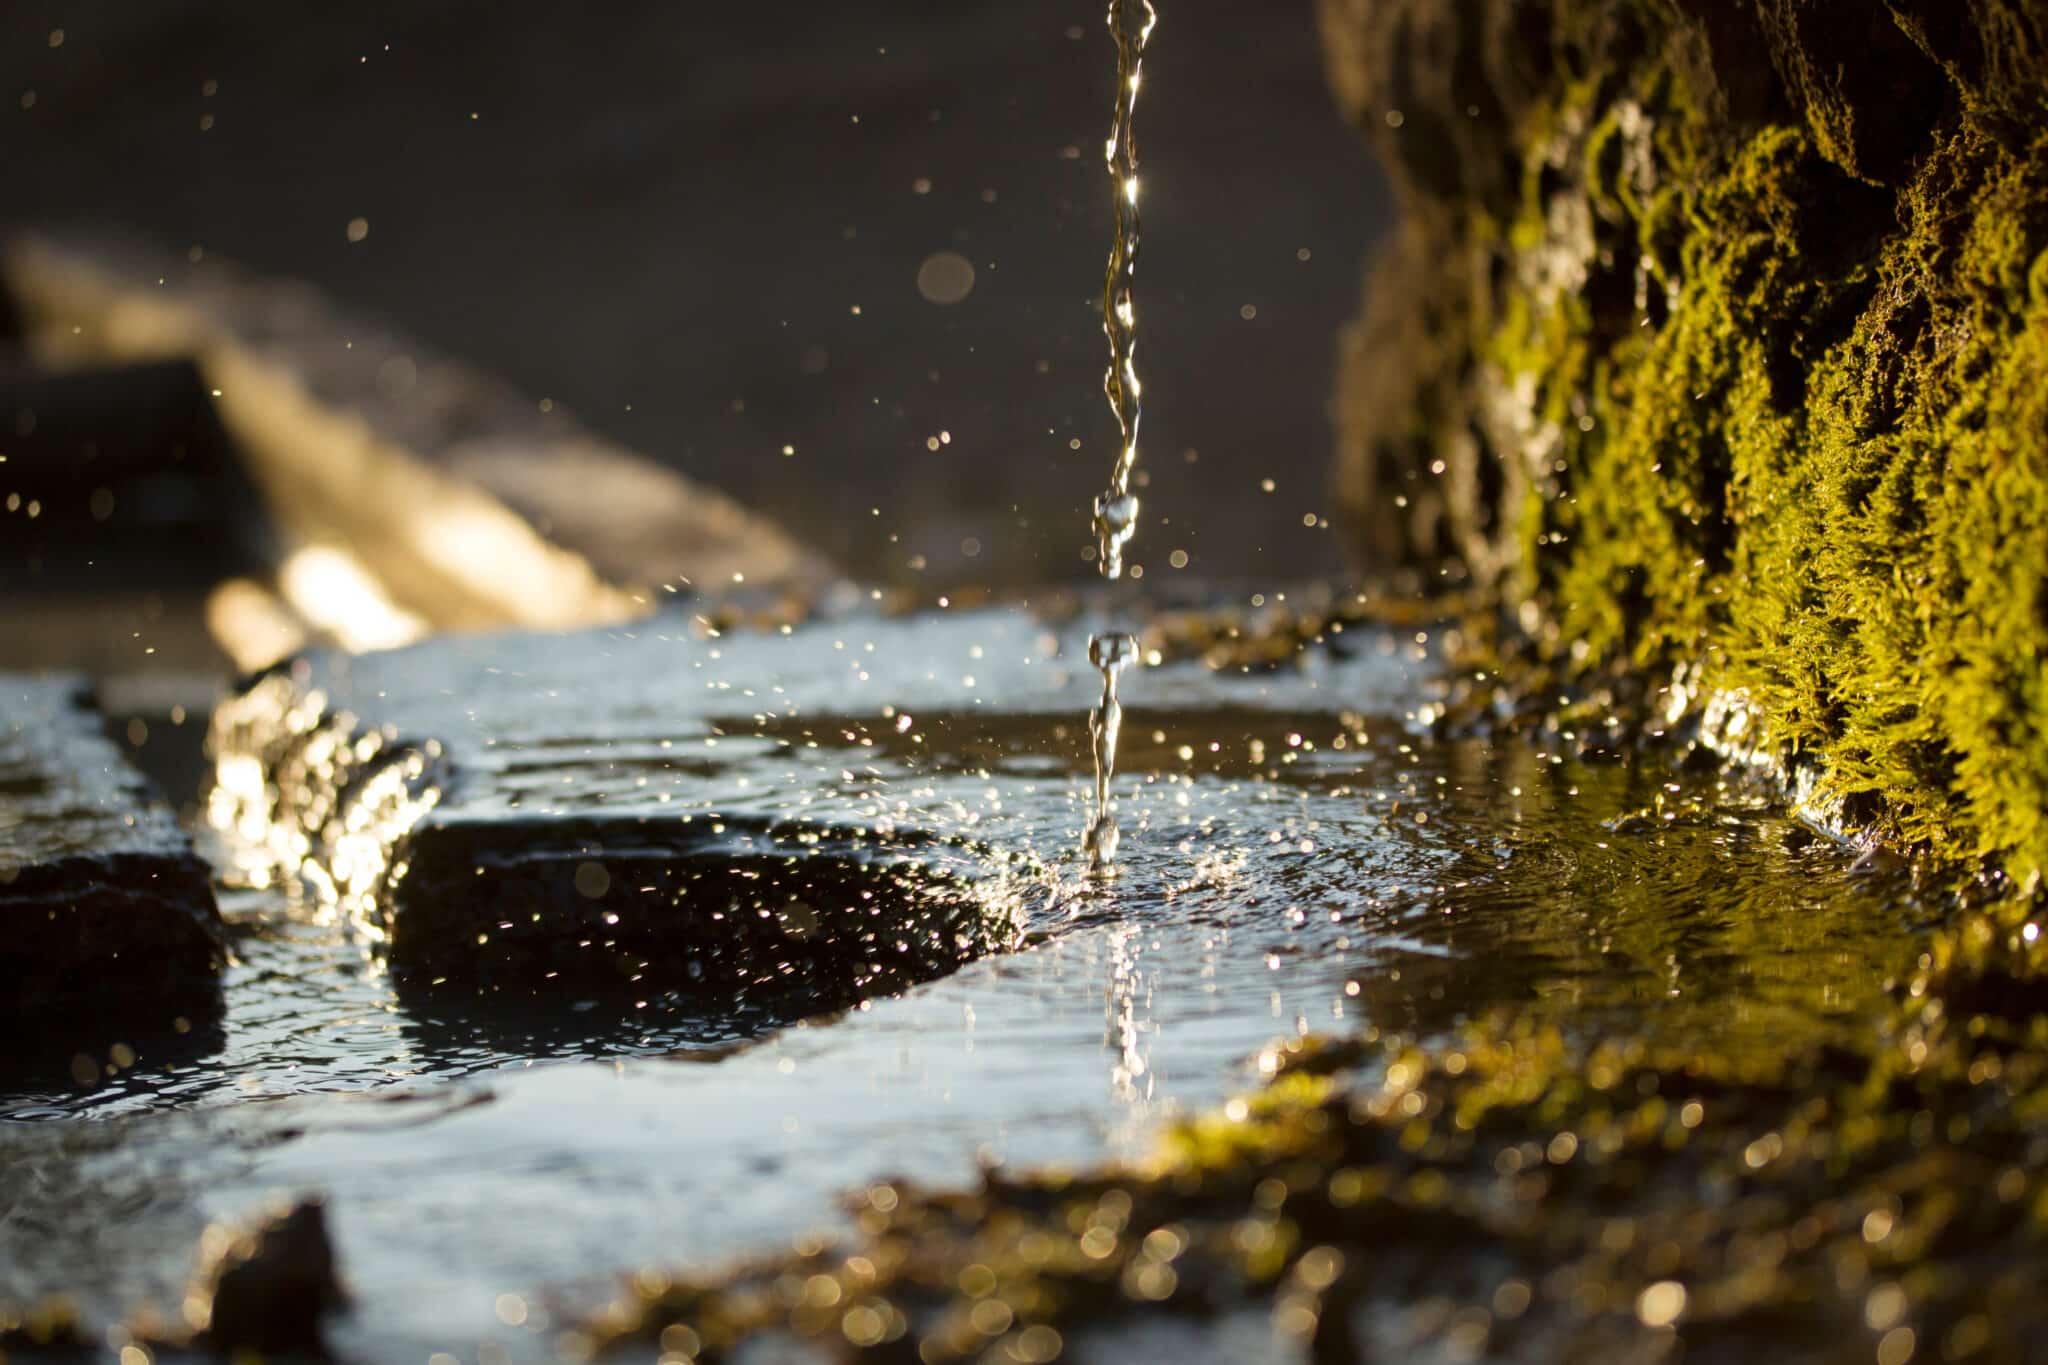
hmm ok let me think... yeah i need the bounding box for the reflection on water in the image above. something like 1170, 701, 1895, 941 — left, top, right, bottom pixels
0, 608, 1916, 1362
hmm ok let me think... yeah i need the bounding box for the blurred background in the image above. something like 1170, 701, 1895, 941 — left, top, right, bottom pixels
1, 0, 1389, 592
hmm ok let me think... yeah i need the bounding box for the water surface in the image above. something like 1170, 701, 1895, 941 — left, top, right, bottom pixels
0, 607, 1911, 1361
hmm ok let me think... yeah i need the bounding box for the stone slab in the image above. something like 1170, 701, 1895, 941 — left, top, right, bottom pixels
1, 674, 226, 1020
205, 611, 1069, 1012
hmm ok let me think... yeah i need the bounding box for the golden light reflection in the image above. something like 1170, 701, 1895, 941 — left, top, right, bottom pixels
204, 578, 308, 674
279, 544, 430, 654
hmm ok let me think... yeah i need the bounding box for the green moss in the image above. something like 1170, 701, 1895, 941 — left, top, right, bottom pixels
1332, 0, 2048, 890
1717, 127, 2048, 880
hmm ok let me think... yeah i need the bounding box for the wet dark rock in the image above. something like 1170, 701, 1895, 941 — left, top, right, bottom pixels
188, 1198, 346, 1357
0, 359, 266, 598
0, 359, 252, 681
206, 616, 1045, 1011
383, 811, 1006, 1002
0, 674, 225, 1022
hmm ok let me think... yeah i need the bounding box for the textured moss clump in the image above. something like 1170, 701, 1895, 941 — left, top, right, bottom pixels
1317, 0, 2048, 887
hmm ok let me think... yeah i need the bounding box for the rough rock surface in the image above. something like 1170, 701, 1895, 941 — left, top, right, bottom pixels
1318, 0, 2048, 883
206, 613, 1053, 1011
0, 674, 225, 1020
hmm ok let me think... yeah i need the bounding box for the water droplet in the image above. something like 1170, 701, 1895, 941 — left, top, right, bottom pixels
916, 251, 976, 305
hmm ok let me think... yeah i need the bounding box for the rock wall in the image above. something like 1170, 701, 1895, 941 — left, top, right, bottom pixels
1319, 0, 2048, 886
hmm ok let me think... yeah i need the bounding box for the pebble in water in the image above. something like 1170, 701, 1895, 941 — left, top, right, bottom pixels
1084, 0, 1159, 876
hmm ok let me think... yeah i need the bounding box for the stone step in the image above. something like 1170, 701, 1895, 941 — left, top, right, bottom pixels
205, 612, 1066, 1013
0, 674, 226, 1023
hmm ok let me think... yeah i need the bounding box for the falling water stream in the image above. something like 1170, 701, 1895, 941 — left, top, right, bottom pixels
1083, 0, 1159, 876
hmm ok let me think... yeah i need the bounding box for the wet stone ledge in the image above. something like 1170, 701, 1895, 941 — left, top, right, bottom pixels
206, 616, 1055, 1014
0, 675, 225, 1023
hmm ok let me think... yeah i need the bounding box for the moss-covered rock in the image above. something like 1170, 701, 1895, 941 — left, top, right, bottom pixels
1317, 0, 2048, 886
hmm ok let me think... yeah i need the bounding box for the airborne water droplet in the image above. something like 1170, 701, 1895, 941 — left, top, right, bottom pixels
1089, 632, 1140, 671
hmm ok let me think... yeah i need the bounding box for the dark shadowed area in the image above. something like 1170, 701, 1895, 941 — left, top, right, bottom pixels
1, 0, 1389, 585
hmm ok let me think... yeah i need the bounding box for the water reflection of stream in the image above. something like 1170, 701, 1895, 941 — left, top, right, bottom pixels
1106, 921, 1149, 1107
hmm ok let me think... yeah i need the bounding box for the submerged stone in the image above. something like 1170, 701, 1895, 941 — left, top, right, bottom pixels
382, 811, 1009, 1004
0, 675, 225, 1022
206, 615, 1055, 1010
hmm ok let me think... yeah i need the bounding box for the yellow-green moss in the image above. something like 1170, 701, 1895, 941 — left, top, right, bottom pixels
1326, 0, 2048, 891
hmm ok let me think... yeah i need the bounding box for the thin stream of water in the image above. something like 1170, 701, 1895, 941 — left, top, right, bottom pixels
1084, 0, 1159, 876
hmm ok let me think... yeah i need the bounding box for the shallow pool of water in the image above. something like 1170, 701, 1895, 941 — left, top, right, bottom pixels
0, 606, 1914, 1361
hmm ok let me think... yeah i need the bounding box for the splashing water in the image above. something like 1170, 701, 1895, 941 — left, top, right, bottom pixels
1083, 0, 1158, 876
